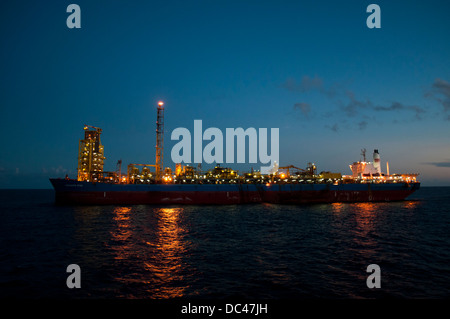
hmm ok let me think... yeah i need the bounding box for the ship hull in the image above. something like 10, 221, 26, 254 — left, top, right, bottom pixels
50, 178, 420, 205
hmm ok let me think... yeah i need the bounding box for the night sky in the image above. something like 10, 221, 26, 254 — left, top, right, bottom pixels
1, 0, 449, 188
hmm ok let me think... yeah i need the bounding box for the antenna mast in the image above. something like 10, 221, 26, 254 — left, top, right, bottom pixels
361, 148, 367, 162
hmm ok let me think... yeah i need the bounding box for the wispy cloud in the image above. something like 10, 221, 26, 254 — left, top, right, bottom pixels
338, 92, 425, 119
373, 101, 425, 119
281, 75, 323, 93
425, 78, 450, 120
424, 161, 450, 168
293, 102, 311, 117
339, 90, 372, 117
283, 75, 437, 133
281, 75, 336, 98
325, 123, 339, 132
358, 121, 368, 130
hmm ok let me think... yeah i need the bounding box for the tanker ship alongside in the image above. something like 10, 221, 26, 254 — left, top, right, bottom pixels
50, 102, 420, 205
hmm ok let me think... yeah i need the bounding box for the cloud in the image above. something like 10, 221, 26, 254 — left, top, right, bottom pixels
339, 91, 425, 119
281, 76, 323, 93
283, 75, 429, 132
293, 102, 311, 117
325, 123, 339, 132
373, 101, 425, 119
425, 78, 450, 119
337, 91, 426, 121
281, 75, 337, 98
339, 90, 373, 117
424, 161, 450, 168
40, 166, 71, 176
358, 121, 368, 130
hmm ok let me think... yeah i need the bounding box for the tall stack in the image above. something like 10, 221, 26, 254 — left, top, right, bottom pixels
373, 149, 381, 174
155, 101, 164, 182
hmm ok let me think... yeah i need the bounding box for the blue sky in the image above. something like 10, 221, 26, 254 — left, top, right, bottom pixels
1, 0, 449, 188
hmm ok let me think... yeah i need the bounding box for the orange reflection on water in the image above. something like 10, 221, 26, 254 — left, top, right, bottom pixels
144, 207, 189, 298
331, 202, 344, 214
403, 201, 419, 209
111, 207, 133, 259
109, 206, 189, 298
353, 202, 377, 235
351, 202, 379, 260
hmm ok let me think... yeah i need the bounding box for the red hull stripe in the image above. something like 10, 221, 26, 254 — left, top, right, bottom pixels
54, 189, 418, 205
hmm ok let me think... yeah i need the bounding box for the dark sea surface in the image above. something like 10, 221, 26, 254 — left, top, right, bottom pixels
0, 187, 449, 299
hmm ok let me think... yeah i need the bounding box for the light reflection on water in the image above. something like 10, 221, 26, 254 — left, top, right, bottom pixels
2, 188, 450, 299
111, 207, 132, 256
353, 203, 377, 237
60, 188, 449, 299
144, 208, 189, 298
110, 206, 191, 298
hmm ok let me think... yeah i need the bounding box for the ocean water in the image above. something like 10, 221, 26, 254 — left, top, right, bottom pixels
0, 187, 449, 299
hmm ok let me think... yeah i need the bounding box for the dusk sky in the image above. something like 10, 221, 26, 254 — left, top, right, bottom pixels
1, 0, 450, 188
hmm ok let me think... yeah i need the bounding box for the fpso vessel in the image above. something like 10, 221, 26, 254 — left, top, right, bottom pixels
49, 103, 420, 205
50, 178, 420, 205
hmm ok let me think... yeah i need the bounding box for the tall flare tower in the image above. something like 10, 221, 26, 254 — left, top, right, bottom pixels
155, 101, 164, 182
